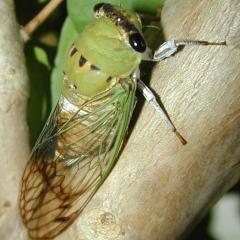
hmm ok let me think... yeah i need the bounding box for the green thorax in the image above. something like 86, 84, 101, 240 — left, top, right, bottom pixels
63, 17, 142, 100
63, 44, 115, 99
77, 17, 142, 77
63, 6, 142, 99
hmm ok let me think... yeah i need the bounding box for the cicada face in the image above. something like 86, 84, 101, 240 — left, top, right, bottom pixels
20, 3, 146, 239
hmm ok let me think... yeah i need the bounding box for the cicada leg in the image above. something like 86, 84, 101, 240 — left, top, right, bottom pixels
153, 39, 226, 61
133, 69, 187, 145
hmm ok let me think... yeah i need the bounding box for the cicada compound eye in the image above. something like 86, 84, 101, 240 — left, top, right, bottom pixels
129, 33, 146, 53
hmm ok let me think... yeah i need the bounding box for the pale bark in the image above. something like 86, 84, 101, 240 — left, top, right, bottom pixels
0, 0, 29, 239
58, 0, 240, 239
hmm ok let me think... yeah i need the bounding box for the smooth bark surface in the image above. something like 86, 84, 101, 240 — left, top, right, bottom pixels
0, 0, 29, 239
59, 0, 240, 239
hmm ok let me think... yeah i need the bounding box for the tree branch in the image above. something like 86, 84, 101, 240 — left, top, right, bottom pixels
21, 0, 64, 41
0, 0, 29, 239
57, 0, 240, 239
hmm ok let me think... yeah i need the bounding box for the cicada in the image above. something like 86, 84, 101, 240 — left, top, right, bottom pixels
20, 2, 225, 239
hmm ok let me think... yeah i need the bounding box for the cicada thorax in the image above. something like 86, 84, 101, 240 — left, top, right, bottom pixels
63, 41, 117, 100
62, 2, 147, 102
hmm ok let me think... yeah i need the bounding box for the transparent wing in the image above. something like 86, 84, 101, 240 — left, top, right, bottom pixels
20, 82, 136, 239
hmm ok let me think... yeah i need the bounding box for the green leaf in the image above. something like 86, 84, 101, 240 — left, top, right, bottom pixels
67, 0, 165, 32
34, 46, 50, 69
50, 17, 78, 106
25, 43, 52, 145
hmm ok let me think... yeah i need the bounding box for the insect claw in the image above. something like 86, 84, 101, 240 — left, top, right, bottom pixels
174, 130, 187, 145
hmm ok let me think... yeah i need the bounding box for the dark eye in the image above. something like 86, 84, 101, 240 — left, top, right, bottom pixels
129, 33, 146, 53
93, 2, 105, 12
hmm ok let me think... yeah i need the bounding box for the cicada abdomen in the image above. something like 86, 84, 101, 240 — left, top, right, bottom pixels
20, 3, 146, 239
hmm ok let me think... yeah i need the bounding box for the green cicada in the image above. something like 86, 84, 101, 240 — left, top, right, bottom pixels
20, 2, 225, 239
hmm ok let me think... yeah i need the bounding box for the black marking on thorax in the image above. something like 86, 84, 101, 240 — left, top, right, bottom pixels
79, 55, 87, 67
70, 47, 78, 57
78, 55, 101, 71
90, 64, 100, 71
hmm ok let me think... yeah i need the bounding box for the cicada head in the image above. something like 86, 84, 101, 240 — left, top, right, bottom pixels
76, 3, 146, 76
94, 3, 146, 53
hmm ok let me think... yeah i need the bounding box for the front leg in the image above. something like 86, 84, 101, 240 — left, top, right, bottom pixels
143, 39, 226, 62
133, 69, 187, 145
